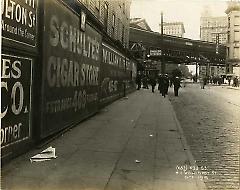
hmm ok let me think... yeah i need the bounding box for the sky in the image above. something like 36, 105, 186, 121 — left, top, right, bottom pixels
130, 0, 228, 40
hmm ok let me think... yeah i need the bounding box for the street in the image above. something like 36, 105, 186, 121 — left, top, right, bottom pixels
169, 83, 240, 190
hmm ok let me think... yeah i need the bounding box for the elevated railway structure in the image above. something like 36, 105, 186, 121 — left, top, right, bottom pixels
129, 27, 226, 74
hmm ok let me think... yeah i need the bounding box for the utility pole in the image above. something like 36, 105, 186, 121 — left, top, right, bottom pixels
161, 11, 165, 74
195, 62, 198, 82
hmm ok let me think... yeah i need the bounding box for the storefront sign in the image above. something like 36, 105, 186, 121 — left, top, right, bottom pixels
41, 0, 101, 137
80, 10, 86, 31
1, 54, 32, 148
150, 49, 162, 56
100, 43, 129, 102
102, 43, 125, 69
2, 0, 38, 47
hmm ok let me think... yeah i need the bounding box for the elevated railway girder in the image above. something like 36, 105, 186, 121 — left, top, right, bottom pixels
129, 27, 226, 67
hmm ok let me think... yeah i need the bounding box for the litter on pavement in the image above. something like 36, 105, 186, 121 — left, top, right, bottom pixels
135, 160, 141, 163
30, 146, 57, 162
149, 134, 153, 137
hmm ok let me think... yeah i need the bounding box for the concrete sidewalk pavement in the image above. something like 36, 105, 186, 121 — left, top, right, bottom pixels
2, 90, 207, 190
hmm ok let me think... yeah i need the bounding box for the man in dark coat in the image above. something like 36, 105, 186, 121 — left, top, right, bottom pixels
136, 72, 142, 90
163, 74, 170, 96
173, 77, 181, 96
149, 76, 157, 93
158, 74, 164, 95
158, 74, 169, 97
142, 75, 149, 89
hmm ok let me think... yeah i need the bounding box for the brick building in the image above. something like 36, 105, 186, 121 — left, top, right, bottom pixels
225, 0, 240, 76
159, 22, 185, 38
78, 0, 131, 48
199, 8, 228, 77
200, 16, 228, 44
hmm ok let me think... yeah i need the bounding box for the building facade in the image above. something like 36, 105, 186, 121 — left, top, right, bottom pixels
78, 0, 131, 48
200, 16, 228, 44
159, 22, 185, 37
199, 9, 228, 78
225, 1, 240, 76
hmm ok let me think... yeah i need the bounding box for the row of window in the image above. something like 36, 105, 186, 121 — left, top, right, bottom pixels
104, 1, 129, 47
79, 0, 130, 48
228, 15, 240, 28
227, 31, 240, 43
227, 47, 240, 59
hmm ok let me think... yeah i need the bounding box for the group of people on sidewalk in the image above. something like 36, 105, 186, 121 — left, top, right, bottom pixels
199, 75, 240, 89
232, 76, 239, 87
136, 72, 181, 97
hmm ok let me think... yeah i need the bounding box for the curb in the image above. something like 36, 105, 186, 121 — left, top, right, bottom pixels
169, 100, 207, 190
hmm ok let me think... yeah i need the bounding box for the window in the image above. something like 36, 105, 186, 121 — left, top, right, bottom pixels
112, 14, 116, 38
233, 47, 239, 58
234, 31, 240, 42
118, 18, 121, 40
234, 16, 240, 26
96, 0, 100, 12
82, 0, 88, 5
122, 25, 125, 43
103, 2, 108, 29
123, 2, 125, 14
112, 14, 116, 26
228, 17, 230, 28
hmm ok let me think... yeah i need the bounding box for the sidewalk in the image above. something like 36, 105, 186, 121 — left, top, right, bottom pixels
2, 90, 207, 190
226, 86, 240, 90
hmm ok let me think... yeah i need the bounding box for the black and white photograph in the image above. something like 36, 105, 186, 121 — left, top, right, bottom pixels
1, 0, 240, 189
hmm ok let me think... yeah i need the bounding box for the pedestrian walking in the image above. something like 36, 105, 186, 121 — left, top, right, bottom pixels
136, 72, 142, 90
142, 75, 149, 89
163, 74, 170, 97
149, 76, 157, 93
200, 77, 204, 89
233, 76, 239, 87
158, 74, 164, 95
228, 77, 231, 86
203, 76, 207, 88
173, 77, 181, 96
158, 74, 168, 97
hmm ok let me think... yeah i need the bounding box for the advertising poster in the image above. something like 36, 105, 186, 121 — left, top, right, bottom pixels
100, 43, 128, 103
2, 0, 37, 47
1, 54, 32, 148
41, 0, 101, 137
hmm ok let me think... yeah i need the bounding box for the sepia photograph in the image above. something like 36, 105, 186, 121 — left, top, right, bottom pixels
1, 0, 240, 189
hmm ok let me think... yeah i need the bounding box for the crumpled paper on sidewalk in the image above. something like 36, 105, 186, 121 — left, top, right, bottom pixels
30, 146, 57, 162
